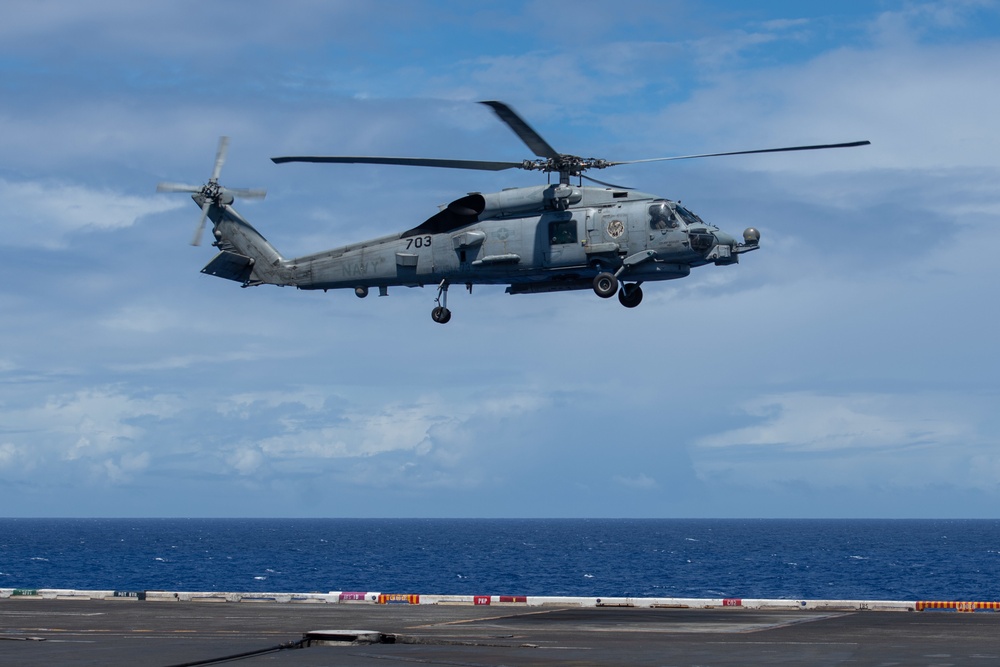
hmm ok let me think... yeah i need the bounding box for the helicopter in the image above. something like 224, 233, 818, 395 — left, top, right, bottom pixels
157, 101, 869, 323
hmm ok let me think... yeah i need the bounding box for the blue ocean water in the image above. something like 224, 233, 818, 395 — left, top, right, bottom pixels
1, 519, 998, 601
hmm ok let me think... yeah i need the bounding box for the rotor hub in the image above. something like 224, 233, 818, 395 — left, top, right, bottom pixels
202, 180, 223, 201
155, 136, 265, 246
521, 156, 613, 176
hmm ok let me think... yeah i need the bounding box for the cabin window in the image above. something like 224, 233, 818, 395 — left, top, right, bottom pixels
549, 219, 577, 245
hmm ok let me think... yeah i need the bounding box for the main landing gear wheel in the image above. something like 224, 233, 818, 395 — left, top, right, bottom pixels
593, 272, 618, 299
618, 284, 643, 308
431, 279, 452, 324
431, 306, 452, 324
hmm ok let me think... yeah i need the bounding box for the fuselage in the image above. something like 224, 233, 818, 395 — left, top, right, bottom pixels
213, 184, 756, 296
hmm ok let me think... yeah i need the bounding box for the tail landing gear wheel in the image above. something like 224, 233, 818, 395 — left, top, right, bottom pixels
618, 284, 643, 308
431, 306, 452, 324
593, 272, 618, 299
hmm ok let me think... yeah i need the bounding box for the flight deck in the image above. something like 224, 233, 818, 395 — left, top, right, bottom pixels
3, 592, 1000, 666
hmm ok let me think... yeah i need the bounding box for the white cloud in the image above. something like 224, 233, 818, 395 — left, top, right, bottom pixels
613, 473, 658, 489
228, 447, 264, 475
0, 179, 184, 249
868, 0, 995, 44
697, 393, 976, 452
214, 390, 550, 487
692, 392, 1000, 491
0, 1, 375, 58
99, 305, 191, 334
99, 450, 151, 483
247, 398, 448, 462
216, 390, 328, 419
0, 443, 28, 469
652, 41, 1000, 174
8, 388, 179, 462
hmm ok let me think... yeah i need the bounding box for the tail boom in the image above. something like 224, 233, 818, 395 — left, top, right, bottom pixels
201, 203, 291, 287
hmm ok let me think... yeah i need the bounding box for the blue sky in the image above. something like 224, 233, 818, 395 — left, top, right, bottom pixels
1, 0, 998, 517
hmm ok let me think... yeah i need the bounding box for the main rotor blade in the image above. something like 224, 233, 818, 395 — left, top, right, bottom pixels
271, 155, 523, 171
480, 101, 561, 160
211, 136, 230, 182
610, 140, 871, 166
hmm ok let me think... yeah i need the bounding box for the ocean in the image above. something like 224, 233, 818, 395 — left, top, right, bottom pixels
2, 519, 998, 601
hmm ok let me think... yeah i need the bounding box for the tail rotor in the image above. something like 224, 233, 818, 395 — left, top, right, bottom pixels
156, 136, 266, 246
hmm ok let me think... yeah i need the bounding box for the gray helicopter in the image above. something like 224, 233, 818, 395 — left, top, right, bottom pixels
157, 101, 869, 323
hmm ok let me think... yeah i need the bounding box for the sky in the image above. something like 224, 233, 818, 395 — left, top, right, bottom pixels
1, 0, 998, 518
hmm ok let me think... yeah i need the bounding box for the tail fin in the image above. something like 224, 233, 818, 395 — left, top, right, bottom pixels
156, 137, 289, 287
201, 205, 290, 287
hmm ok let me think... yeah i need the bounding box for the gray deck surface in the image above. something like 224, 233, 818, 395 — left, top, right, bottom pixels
2, 599, 999, 666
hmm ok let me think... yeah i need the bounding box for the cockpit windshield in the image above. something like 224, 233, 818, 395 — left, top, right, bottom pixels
674, 204, 704, 226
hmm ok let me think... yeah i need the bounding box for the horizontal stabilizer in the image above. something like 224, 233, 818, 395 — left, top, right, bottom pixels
201, 251, 255, 284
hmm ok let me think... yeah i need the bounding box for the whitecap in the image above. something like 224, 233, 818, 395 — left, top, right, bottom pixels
584, 574, 594, 578
254, 576, 266, 580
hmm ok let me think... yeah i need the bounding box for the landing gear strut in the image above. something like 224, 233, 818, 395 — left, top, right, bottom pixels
432, 280, 452, 324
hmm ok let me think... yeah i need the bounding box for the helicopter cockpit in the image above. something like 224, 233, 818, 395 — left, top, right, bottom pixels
649, 201, 706, 230
648, 202, 679, 230
648, 200, 720, 253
